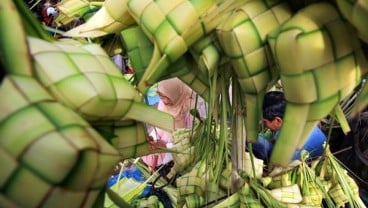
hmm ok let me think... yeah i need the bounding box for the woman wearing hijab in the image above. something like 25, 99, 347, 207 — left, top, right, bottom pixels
142, 78, 206, 172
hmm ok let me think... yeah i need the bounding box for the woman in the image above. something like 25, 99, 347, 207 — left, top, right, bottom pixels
142, 78, 206, 172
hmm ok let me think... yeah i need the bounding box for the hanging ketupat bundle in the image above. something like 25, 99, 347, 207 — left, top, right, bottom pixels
295, 154, 325, 206
216, 0, 293, 142
3, 0, 368, 207
0, 75, 120, 207
26, 36, 176, 158
28, 36, 173, 132
313, 145, 366, 207
335, 0, 368, 44
120, 23, 212, 99
338, 0, 368, 114
126, 0, 245, 93
267, 2, 368, 166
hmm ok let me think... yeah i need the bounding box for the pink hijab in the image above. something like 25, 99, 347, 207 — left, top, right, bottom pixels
157, 78, 194, 128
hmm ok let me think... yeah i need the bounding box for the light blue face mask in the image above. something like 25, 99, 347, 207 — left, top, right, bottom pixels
46, 7, 58, 16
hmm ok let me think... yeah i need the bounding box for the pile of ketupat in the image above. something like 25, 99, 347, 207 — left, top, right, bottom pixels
1, 0, 368, 207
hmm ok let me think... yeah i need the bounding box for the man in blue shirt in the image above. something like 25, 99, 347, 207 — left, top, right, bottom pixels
251, 91, 327, 163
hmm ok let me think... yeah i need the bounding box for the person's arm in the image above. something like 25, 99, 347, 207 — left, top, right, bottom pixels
299, 126, 327, 160
147, 129, 172, 149
291, 149, 302, 161
251, 134, 274, 161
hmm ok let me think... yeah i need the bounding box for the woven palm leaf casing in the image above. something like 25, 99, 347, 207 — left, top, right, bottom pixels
189, 33, 222, 79
93, 120, 159, 159
267, 2, 367, 166
120, 24, 154, 83
28, 37, 139, 121
127, 0, 243, 93
0, 75, 120, 207
216, 0, 293, 142
167, 127, 198, 178
120, 23, 211, 100
213, 192, 240, 207
270, 184, 303, 204
63, 0, 135, 37
0, 0, 33, 77
353, 79, 368, 113
239, 190, 263, 207
336, 0, 368, 113
336, 0, 368, 44
176, 161, 206, 206
28, 37, 173, 132
55, 0, 102, 27
313, 147, 366, 207
167, 54, 211, 101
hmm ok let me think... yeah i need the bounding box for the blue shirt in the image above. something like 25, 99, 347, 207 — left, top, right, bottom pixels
291, 127, 327, 161
252, 126, 327, 162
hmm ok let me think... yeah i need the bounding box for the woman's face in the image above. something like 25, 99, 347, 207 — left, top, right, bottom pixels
157, 91, 173, 106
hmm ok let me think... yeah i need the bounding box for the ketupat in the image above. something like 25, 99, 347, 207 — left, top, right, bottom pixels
1, 0, 174, 206
336, 0, 368, 44
267, 2, 368, 166
93, 120, 162, 160
127, 0, 245, 93
28, 36, 174, 131
216, 0, 293, 143
0, 0, 33, 77
167, 54, 212, 101
120, 24, 154, 83
2, 0, 368, 207
62, 0, 135, 37
212, 192, 240, 208
313, 145, 366, 207
120, 23, 212, 100
0, 75, 121, 207
167, 127, 198, 178
55, 0, 103, 27
189, 32, 222, 79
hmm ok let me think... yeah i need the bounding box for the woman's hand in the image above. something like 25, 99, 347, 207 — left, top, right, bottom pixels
150, 154, 158, 172
147, 136, 166, 150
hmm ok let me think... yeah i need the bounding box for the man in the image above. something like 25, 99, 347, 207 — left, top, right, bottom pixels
251, 91, 327, 163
